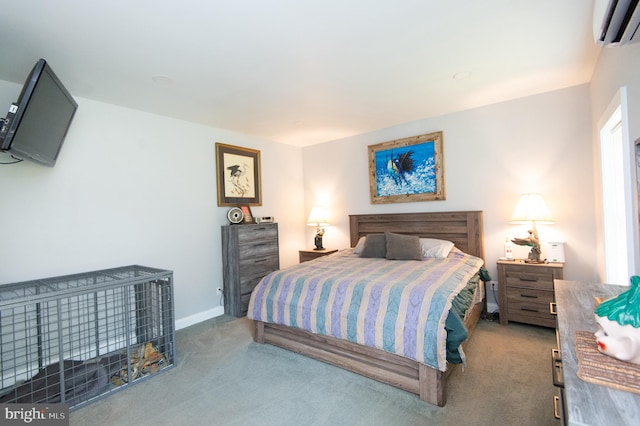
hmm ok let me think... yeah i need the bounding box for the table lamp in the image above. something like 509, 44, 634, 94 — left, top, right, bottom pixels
307, 206, 329, 250
509, 193, 554, 263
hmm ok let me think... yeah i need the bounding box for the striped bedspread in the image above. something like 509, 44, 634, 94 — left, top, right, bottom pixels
247, 248, 484, 371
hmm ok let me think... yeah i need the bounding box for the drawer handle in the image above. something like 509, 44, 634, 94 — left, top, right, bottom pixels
520, 294, 538, 299
521, 307, 539, 313
550, 302, 557, 316
518, 276, 539, 282
553, 396, 562, 419
551, 348, 564, 388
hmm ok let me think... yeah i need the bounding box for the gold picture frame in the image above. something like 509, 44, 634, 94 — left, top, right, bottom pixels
368, 132, 445, 204
216, 143, 262, 206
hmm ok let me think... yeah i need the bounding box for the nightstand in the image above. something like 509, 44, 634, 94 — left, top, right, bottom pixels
299, 248, 338, 263
497, 260, 564, 328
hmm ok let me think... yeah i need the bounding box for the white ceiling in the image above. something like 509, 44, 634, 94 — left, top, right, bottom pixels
0, 1, 601, 147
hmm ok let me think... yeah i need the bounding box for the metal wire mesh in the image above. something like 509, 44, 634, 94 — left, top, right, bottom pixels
0, 265, 175, 410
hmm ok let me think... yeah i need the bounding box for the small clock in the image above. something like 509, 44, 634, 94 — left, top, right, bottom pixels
227, 207, 244, 224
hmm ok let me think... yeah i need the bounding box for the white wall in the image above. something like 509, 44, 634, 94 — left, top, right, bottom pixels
0, 81, 305, 328
302, 85, 598, 285
589, 43, 640, 282
5, 45, 636, 326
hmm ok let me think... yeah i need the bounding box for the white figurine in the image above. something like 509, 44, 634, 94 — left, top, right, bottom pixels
594, 276, 640, 364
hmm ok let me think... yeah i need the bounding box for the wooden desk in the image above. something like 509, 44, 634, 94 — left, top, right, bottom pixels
554, 279, 640, 425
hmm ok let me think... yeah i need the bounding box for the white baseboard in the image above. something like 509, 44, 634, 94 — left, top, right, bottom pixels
486, 302, 499, 313
175, 306, 225, 330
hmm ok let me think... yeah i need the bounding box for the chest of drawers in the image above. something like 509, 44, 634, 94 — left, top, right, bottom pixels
553, 280, 640, 425
497, 260, 563, 328
221, 223, 279, 317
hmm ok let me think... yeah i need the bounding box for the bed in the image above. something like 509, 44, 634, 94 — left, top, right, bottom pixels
248, 211, 485, 406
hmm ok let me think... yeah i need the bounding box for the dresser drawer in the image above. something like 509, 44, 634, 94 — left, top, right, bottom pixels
238, 243, 279, 259
505, 266, 555, 290
237, 225, 278, 244
240, 293, 252, 315
239, 255, 279, 276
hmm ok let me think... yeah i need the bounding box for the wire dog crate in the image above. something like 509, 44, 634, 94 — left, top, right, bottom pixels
0, 265, 175, 410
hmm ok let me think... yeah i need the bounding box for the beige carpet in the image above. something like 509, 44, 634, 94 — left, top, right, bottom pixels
70, 315, 558, 426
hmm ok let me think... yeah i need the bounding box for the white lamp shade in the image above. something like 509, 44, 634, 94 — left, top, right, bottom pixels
509, 193, 554, 224
307, 206, 330, 226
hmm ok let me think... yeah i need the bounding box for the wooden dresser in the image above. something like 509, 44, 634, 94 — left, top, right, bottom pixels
497, 260, 563, 328
553, 279, 640, 425
221, 223, 279, 317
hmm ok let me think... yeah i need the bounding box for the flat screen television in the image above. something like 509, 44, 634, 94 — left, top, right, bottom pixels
0, 58, 78, 167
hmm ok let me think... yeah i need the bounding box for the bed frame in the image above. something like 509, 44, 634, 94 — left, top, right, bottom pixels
253, 211, 485, 406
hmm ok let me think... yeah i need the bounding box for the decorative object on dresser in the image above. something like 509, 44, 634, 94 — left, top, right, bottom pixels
299, 248, 338, 263
250, 211, 486, 406
239, 205, 254, 223
215, 143, 262, 206
497, 260, 563, 327
509, 193, 554, 263
368, 132, 445, 204
254, 216, 274, 224
553, 279, 640, 425
221, 223, 279, 317
226, 207, 244, 224
306, 206, 330, 250
594, 276, 640, 364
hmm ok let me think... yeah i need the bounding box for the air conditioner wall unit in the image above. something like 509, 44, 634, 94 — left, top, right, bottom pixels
594, 0, 640, 46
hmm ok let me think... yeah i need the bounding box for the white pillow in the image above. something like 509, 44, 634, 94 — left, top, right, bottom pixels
419, 238, 454, 258
353, 236, 366, 255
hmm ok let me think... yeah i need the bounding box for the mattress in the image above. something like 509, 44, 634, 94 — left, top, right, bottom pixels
248, 248, 484, 371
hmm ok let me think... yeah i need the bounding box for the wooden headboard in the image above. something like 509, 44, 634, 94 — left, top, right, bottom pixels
349, 211, 484, 260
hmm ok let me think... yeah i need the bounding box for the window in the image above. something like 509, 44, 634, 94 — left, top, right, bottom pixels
600, 106, 629, 284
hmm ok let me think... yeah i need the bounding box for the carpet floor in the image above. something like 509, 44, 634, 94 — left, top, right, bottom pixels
70, 315, 559, 426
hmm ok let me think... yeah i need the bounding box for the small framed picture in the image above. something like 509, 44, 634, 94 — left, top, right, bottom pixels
215, 143, 262, 206
240, 205, 253, 223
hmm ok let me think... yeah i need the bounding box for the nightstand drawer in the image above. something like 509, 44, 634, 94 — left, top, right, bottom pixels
506, 287, 554, 313
505, 267, 555, 290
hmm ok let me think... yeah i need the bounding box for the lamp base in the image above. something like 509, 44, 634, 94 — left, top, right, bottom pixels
314, 235, 324, 250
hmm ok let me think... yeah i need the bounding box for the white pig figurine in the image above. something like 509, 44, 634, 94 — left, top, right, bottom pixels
594, 276, 640, 364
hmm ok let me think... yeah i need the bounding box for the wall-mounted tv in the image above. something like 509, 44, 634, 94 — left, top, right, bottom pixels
0, 58, 78, 167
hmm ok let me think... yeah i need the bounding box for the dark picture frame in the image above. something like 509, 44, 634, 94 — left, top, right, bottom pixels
216, 143, 262, 206
368, 131, 445, 204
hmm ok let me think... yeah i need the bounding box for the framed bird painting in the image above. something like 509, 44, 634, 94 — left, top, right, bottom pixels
216, 143, 262, 206
368, 132, 445, 204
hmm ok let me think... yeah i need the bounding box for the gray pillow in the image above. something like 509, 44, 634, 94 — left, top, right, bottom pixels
359, 234, 387, 258
385, 232, 422, 260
